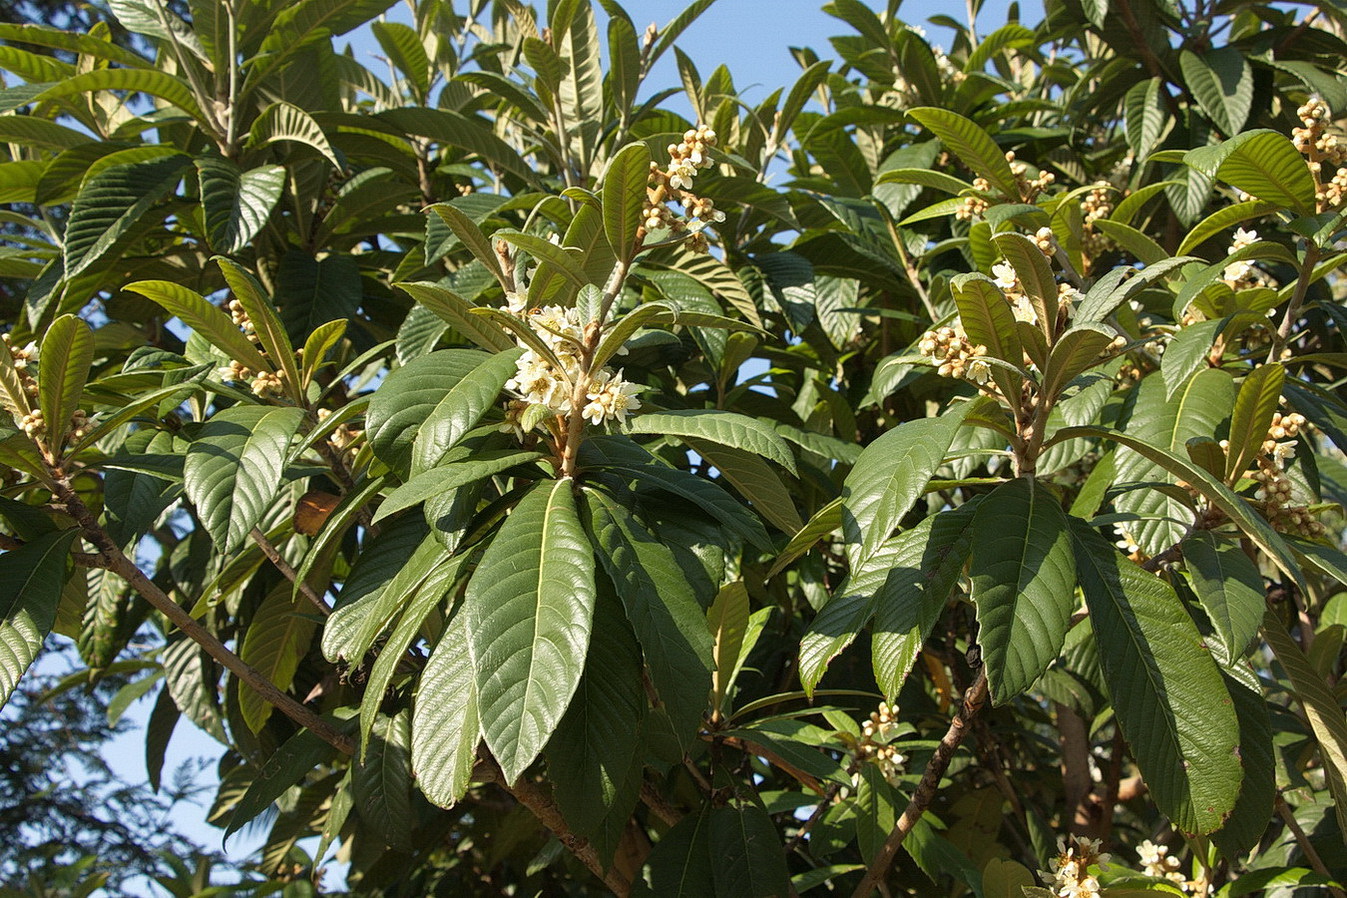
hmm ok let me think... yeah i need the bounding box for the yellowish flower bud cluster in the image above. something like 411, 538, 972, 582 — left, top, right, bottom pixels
2, 333, 36, 373
227, 299, 257, 339
1292, 97, 1347, 208
956, 177, 992, 220
853, 702, 905, 786
1035, 227, 1057, 256
250, 370, 283, 398
1222, 228, 1278, 290
1007, 151, 1055, 196
1237, 408, 1327, 538
919, 325, 990, 383
1044, 835, 1109, 898
19, 409, 43, 438
642, 126, 724, 253
316, 407, 361, 452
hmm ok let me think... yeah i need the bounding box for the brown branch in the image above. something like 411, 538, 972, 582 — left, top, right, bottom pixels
0, 532, 111, 569
49, 472, 356, 757
479, 757, 633, 896
850, 672, 988, 898
640, 780, 682, 827
784, 781, 843, 855
1276, 794, 1347, 898
250, 526, 330, 617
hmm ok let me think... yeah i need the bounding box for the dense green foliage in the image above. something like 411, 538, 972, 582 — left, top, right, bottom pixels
1, 0, 1346, 895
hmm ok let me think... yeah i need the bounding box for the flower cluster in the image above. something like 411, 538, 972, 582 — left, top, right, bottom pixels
500, 304, 642, 437
919, 324, 991, 384
1035, 226, 1057, 256
1222, 228, 1278, 290
852, 702, 905, 786
642, 126, 724, 253
215, 301, 289, 398
1043, 835, 1109, 898
955, 177, 992, 220
1239, 406, 1326, 538
1137, 839, 1184, 886
1079, 181, 1115, 262
992, 260, 1039, 326
1008, 150, 1056, 197
1292, 97, 1347, 209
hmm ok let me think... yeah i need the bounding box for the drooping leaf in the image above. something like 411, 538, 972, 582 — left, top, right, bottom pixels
1181, 531, 1265, 660
125, 280, 271, 375
842, 402, 970, 572
322, 516, 429, 662
907, 107, 1019, 199
182, 406, 305, 553
544, 587, 645, 865
1224, 363, 1283, 483
0, 529, 77, 709
375, 450, 544, 522
1261, 612, 1347, 836
605, 462, 772, 551
238, 584, 318, 734
412, 612, 481, 809
64, 155, 190, 278
1162, 319, 1223, 399
215, 257, 301, 401
1211, 674, 1276, 858
247, 100, 340, 167
584, 488, 713, 751
970, 478, 1076, 705
708, 804, 791, 898
196, 158, 286, 255
684, 437, 803, 535
37, 314, 93, 455
274, 250, 363, 343
1179, 48, 1252, 136
411, 348, 522, 474
1073, 522, 1242, 835
365, 349, 495, 476
602, 141, 651, 263
463, 479, 595, 782
353, 710, 414, 850
1186, 130, 1315, 216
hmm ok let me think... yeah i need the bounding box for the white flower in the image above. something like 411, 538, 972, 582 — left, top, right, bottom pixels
582, 368, 642, 426
505, 291, 527, 314
668, 160, 697, 190
992, 260, 1018, 291
1272, 440, 1298, 466
1230, 227, 1258, 251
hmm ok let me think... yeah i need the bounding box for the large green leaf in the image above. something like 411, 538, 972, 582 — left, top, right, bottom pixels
1182, 531, 1265, 660
226, 728, 333, 839
544, 588, 645, 865
907, 107, 1019, 199
625, 411, 795, 474
637, 807, 715, 897
1186, 130, 1316, 217
842, 402, 969, 572
1225, 363, 1283, 483
27, 68, 204, 121
63, 155, 190, 278
1261, 612, 1347, 836
0, 529, 77, 709
873, 501, 978, 701
37, 314, 93, 454
603, 462, 772, 551
1056, 424, 1306, 594
411, 348, 521, 474
992, 232, 1056, 335
602, 142, 652, 264
463, 479, 595, 782
412, 612, 481, 809
321, 516, 428, 662
365, 349, 494, 476
274, 250, 363, 342
353, 710, 414, 850
1112, 369, 1233, 555
358, 549, 465, 747
375, 450, 544, 521
126, 280, 271, 375
247, 101, 340, 167
394, 281, 515, 352
182, 405, 305, 553
238, 584, 318, 734
970, 478, 1076, 705
708, 805, 791, 898
196, 158, 286, 255
1073, 523, 1242, 834
1124, 77, 1169, 158
584, 488, 713, 750
1211, 674, 1276, 858
1040, 324, 1114, 405
683, 437, 803, 535
1179, 48, 1252, 136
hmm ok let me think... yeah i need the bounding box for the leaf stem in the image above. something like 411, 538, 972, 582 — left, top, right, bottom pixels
1268, 243, 1320, 365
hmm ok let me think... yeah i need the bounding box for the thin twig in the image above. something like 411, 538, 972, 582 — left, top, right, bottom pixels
0, 532, 111, 569
1275, 794, 1347, 898
784, 781, 842, 855
250, 526, 330, 617
850, 672, 988, 898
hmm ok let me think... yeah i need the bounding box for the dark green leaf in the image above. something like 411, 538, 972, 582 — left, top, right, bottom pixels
0, 529, 77, 708
603, 142, 651, 263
